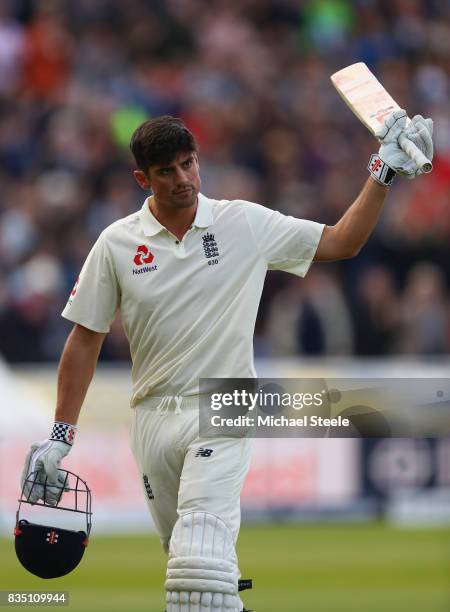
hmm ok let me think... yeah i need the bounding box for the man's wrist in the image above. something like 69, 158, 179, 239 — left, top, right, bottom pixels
368, 154, 396, 187
50, 421, 77, 446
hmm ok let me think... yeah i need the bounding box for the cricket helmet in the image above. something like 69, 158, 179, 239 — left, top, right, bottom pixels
14, 469, 92, 579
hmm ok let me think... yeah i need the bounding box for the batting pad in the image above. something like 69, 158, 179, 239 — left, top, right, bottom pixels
165, 512, 241, 612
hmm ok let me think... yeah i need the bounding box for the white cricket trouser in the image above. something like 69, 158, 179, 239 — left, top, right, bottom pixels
130, 396, 253, 552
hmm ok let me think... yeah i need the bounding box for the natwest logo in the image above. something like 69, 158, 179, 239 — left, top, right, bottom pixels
134, 245, 154, 266
132, 244, 158, 275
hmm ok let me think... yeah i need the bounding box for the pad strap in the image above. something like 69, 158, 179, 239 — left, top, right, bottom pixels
238, 579, 252, 592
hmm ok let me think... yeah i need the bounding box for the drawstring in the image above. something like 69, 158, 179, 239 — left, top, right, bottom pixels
154, 396, 183, 414
155, 396, 171, 414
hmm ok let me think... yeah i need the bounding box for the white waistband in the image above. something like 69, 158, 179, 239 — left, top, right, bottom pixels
134, 395, 200, 411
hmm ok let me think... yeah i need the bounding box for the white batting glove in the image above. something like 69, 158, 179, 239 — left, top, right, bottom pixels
368, 109, 434, 185
404, 114, 434, 177
21, 422, 76, 505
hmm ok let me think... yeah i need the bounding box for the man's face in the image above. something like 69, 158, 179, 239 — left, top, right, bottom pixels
134, 151, 201, 209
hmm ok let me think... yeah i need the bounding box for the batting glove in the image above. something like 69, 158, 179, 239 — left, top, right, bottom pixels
21, 422, 76, 506
404, 114, 434, 175
369, 109, 434, 185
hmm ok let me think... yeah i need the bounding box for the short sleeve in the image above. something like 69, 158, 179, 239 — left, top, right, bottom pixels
61, 233, 120, 333
242, 201, 325, 277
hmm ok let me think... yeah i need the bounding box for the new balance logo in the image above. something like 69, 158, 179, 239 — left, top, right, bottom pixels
195, 448, 214, 457
143, 474, 154, 500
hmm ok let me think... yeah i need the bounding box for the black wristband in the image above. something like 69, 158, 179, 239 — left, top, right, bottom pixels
50, 421, 77, 446
368, 154, 396, 186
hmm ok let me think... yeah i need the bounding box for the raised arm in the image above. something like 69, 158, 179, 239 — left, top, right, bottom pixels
314, 177, 387, 261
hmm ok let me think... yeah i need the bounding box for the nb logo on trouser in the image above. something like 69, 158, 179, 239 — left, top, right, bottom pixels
195, 448, 213, 457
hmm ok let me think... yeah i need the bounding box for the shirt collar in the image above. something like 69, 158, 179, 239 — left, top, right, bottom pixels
193, 193, 214, 228
140, 193, 213, 237
140, 196, 165, 236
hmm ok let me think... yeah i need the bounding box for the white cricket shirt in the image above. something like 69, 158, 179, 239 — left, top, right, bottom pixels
62, 194, 324, 406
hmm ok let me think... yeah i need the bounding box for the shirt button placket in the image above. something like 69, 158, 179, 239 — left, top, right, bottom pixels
174, 239, 186, 258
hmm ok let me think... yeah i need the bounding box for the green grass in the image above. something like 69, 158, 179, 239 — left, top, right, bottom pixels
1, 523, 450, 611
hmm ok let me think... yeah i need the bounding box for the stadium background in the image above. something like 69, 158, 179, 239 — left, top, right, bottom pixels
0, 1, 449, 610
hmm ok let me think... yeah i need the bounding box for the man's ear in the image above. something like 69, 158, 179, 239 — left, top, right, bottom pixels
133, 170, 152, 190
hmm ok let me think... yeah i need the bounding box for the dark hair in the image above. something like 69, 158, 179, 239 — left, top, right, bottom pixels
130, 115, 197, 172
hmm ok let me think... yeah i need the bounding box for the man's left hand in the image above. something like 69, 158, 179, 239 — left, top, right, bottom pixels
21, 440, 71, 506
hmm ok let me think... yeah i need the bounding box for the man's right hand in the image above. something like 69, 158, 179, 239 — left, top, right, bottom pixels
375, 109, 434, 178
21, 422, 76, 505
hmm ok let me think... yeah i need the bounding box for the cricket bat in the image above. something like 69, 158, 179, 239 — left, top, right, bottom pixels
330, 62, 432, 173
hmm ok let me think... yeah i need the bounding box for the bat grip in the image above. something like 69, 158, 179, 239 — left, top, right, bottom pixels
398, 133, 433, 173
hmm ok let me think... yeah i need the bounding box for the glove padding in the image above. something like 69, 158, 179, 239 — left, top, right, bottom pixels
21, 440, 71, 505
376, 109, 433, 179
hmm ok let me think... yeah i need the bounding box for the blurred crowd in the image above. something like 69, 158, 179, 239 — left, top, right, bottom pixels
0, 0, 449, 363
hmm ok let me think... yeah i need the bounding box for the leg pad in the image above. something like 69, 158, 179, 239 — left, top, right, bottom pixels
165, 512, 240, 612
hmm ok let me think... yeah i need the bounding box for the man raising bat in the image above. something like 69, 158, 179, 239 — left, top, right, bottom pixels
20, 106, 433, 612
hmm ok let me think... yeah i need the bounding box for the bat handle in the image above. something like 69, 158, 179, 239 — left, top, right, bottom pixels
398, 132, 433, 174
